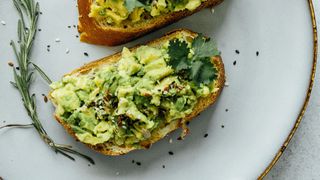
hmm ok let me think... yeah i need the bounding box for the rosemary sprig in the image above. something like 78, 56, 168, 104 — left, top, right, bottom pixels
1, 0, 94, 164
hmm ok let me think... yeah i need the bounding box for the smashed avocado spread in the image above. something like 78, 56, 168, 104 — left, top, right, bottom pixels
50, 35, 220, 146
89, 0, 207, 26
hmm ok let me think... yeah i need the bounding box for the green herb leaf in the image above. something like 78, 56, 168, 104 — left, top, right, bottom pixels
0, 123, 33, 130
167, 35, 219, 86
190, 58, 217, 85
167, 39, 190, 72
192, 34, 220, 61
31, 62, 52, 84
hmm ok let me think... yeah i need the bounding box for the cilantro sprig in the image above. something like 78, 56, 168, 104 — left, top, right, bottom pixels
167, 34, 220, 85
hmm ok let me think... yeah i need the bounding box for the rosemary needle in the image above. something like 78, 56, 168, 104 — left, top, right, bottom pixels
0, 123, 33, 130
1, 0, 94, 164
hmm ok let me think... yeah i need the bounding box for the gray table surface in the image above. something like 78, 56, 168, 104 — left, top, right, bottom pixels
265, 1, 320, 179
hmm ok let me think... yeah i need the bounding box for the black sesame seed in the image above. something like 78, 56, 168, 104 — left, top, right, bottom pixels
225, 109, 229, 112
136, 162, 141, 166
162, 165, 165, 168
40, 12, 43, 15
168, 151, 174, 155
204, 133, 208, 138
76, 35, 79, 38
233, 61, 237, 66
38, 28, 41, 31
221, 125, 225, 128
177, 137, 182, 141
68, 26, 71, 28
43, 96, 48, 103
16, 67, 20, 70
256, 51, 259, 56
186, 121, 190, 126
84, 52, 89, 56
88, 164, 91, 167
132, 160, 135, 164
73, 25, 76, 28
235, 50, 240, 54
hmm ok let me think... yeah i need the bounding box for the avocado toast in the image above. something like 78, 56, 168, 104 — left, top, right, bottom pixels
78, 0, 224, 45
49, 29, 225, 155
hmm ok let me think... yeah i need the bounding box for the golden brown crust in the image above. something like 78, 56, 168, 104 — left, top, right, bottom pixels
50, 29, 225, 155
77, 0, 224, 46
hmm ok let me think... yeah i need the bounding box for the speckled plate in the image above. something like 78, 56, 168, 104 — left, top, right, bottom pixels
0, 0, 317, 179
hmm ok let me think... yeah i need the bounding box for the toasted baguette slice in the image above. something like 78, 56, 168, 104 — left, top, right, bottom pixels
50, 29, 225, 155
78, 0, 224, 46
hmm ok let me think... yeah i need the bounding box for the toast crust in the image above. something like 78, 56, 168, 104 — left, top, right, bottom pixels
50, 29, 225, 155
77, 0, 224, 46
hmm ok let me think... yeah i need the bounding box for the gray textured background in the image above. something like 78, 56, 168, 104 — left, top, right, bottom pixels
265, 1, 320, 179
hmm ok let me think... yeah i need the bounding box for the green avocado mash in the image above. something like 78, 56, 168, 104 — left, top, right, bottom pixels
50, 36, 219, 146
89, 0, 207, 26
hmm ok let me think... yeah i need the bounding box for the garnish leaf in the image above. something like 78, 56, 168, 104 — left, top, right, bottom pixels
190, 58, 217, 85
167, 39, 190, 72
167, 35, 219, 86
192, 34, 220, 60
31, 62, 52, 84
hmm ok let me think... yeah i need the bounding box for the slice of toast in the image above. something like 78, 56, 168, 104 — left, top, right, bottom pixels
49, 29, 225, 155
77, 0, 224, 46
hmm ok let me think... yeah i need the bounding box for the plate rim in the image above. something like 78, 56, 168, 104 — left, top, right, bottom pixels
258, 0, 318, 179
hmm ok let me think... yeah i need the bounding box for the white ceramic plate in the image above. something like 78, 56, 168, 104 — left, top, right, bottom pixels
0, 0, 317, 179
